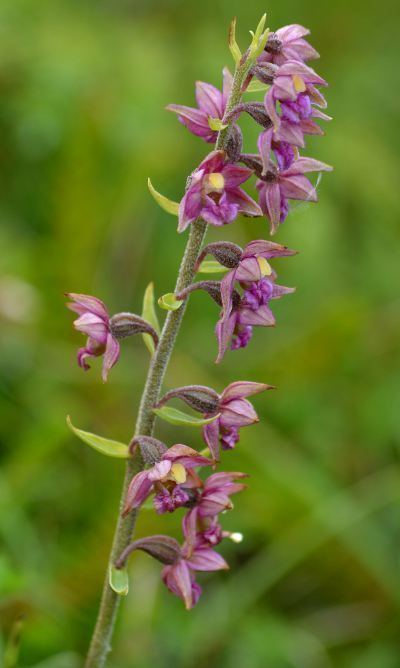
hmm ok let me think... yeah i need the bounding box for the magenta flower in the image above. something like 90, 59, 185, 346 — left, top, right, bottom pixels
192, 471, 248, 518
262, 24, 320, 65
215, 272, 295, 361
123, 444, 212, 516
217, 239, 296, 321
162, 512, 228, 609
178, 150, 261, 232
202, 381, 271, 459
167, 68, 232, 143
263, 61, 328, 145
66, 293, 119, 382
256, 132, 333, 233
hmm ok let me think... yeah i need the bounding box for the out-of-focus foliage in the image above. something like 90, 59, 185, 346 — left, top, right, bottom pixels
0, 0, 399, 666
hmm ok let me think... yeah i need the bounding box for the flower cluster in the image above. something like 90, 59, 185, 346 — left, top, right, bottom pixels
66, 16, 331, 615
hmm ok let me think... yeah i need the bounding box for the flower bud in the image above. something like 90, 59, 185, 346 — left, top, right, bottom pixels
115, 535, 181, 569
156, 385, 220, 415
130, 435, 167, 465
196, 242, 243, 272
109, 313, 159, 347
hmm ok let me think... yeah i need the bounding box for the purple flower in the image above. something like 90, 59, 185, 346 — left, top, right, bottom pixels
66, 293, 119, 382
202, 381, 272, 460
215, 272, 295, 361
219, 239, 296, 322
263, 61, 328, 144
123, 444, 212, 516
262, 24, 320, 65
162, 512, 228, 609
166, 68, 232, 143
256, 135, 333, 233
178, 150, 261, 232
193, 471, 248, 518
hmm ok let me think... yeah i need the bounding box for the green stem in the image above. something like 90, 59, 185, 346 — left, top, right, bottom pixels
84, 53, 251, 668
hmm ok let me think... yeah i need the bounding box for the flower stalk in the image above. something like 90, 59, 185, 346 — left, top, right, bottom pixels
64, 14, 332, 667
84, 45, 249, 668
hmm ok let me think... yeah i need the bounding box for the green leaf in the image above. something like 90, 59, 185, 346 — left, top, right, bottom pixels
208, 117, 228, 132
141, 282, 161, 355
198, 260, 229, 274
153, 406, 220, 427
158, 293, 184, 311
109, 565, 129, 596
66, 416, 129, 458
245, 80, 269, 94
148, 178, 179, 216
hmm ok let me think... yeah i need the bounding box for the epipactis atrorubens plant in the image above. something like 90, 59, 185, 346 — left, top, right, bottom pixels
66, 15, 332, 668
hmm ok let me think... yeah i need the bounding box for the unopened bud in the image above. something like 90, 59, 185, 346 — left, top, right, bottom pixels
109, 313, 159, 347
156, 385, 220, 415
130, 435, 167, 465
196, 242, 243, 272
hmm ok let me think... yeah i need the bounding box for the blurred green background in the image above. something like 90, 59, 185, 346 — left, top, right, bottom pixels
1, 0, 399, 666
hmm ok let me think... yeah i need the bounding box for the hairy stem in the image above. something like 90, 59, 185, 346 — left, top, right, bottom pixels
84, 51, 251, 668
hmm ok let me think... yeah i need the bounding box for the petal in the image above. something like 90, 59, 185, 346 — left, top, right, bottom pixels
166, 104, 215, 141
148, 459, 172, 481
276, 121, 306, 147
243, 239, 296, 259
102, 334, 120, 382
198, 150, 226, 175
264, 88, 280, 129
195, 81, 224, 118
222, 164, 253, 188
239, 304, 276, 326
202, 419, 221, 462
234, 257, 262, 282
283, 157, 333, 176
204, 471, 248, 490
220, 270, 237, 319
182, 508, 198, 552
222, 66, 233, 102
263, 181, 282, 234
220, 398, 258, 427
178, 180, 203, 232
66, 293, 109, 320
279, 174, 317, 201
188, 547, 229, 572
123, 471, 153, 514
165, 444, 212, 468
222, 381, 271, 402
257, 128, 273, 174
73, 313, 108, 342
162, 561, 194, 609
226, 188, 262, 217
215, 312, 237, 364
276, 24, 310, 41
271, 283, 296, 299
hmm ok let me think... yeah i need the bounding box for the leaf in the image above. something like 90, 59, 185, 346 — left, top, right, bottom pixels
158, 293, 184, 311
245, 80, 269, 94
141, 282, 161, 355
208, 117, 228, 132
148, 178, 179, 215
153, 406, 220, 427
109, 565, 129, 596
66, 416, 129, 458
228, 17, 242, 65
198, 260, 229, 274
